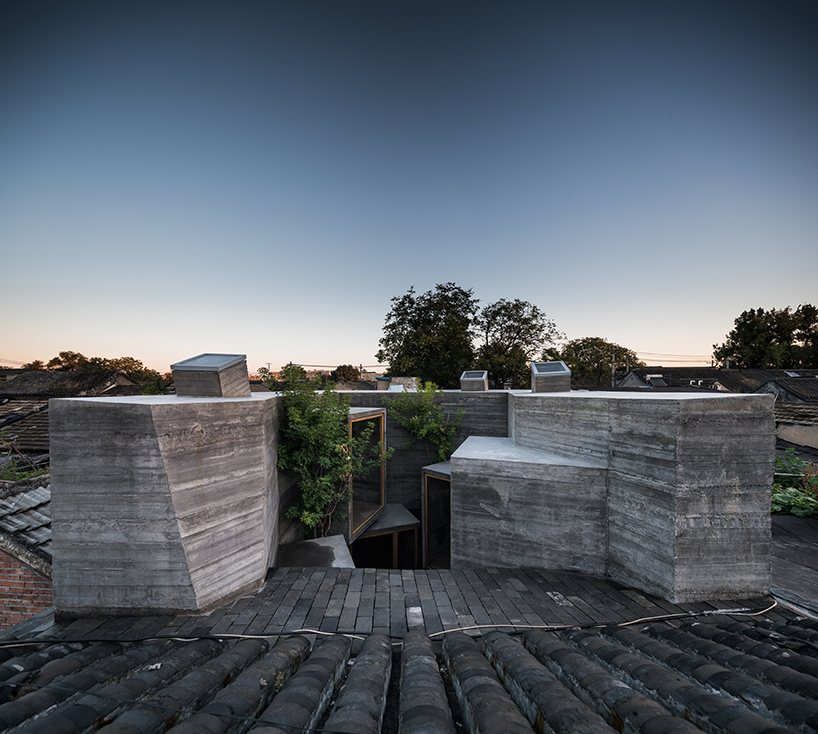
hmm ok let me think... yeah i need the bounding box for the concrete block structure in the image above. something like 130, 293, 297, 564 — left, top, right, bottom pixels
451, 392, 775, 602
50, 393, 281, 615
171, 353, 252, 398
460, 370, 488, 391
530, 361, 571, 392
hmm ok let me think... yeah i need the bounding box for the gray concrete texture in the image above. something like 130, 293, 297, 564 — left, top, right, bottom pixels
172, 359, 252, 398
50, 394, 282, 615
452, 392, 775, 602
49, 387, 775, 614
346, 390, 509, 516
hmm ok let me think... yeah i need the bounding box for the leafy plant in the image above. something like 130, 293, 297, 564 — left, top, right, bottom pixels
771, 485, 818, 516
771, 448, 818, 517
385, 380, 462, 463
277, 365, 392, 538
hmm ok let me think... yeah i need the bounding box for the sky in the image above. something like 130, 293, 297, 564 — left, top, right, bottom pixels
2, 0, 816, 373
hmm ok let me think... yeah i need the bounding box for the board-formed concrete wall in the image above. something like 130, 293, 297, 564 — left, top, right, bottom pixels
346, 391, 508, 516
451, 437, 608, 575
50, 393, 282, 616
452, 391, 775, 603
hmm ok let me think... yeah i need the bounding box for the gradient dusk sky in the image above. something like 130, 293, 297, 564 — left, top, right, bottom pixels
2, 0, 816, 374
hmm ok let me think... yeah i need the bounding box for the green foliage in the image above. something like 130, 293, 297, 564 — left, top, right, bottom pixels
771, 485, 818, 517
259, 362, 306, 390
771, 448, 818, 517
332, 364, 361, 382
376, 283, 479, 389
713, 304, 818, 368
141, 378, 166, 395
23, 350, 160, 381
277, 372, 392, 537
475, 298, 563, 388
385, 381, 462, 463
547, 337, 644, 388
377, 284, 562, 390
0, 430, 48, 482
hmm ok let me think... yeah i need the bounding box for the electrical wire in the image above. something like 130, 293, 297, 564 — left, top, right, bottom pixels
0, 598, 779, 651
0, 598, 786, 733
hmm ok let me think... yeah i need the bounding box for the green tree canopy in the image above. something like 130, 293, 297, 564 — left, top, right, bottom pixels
332, 364, 361, 381
376, 283, 479, 389
258, 362, 307, 390
476, 298, 563, 387
25, 351, 158, 381
376, 284, 562, 389
713, 304, 818, 368
547, 337, 643, 388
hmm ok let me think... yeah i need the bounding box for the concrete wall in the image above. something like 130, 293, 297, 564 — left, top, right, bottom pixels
50, 393, 281, 616
451, 437, 608, 575
453, 391, 775, 603
346, 390, 508, 516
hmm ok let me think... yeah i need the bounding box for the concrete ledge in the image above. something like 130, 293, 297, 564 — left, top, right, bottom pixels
451, 437, 608, 575
452, 392, 775, 602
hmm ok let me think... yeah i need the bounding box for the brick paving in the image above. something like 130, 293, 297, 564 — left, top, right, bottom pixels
37, 566, 779, 646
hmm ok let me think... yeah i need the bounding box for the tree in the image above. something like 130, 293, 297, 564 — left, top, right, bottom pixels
259, 362, 306, 390
277, 371, 392, 538
332, 364, 361, 381
83, 356, 159, 382
376, 283, 479, 389
713, 304, 818, 368
476, 299, 563, 387
46, 351, 88, 371
548, 337, 643, 388
25, 351, 158, 381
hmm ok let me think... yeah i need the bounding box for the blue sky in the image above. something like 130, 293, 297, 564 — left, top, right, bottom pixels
2, 0, 816, 373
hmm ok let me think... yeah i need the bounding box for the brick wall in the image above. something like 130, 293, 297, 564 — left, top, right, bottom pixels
0, 550, 53, 629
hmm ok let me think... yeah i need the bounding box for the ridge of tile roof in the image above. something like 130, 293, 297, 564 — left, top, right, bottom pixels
0, 599, 816, 733
771, 377, 818, 401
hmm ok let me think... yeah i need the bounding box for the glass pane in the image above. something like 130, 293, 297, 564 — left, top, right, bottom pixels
350, 415, 384, 536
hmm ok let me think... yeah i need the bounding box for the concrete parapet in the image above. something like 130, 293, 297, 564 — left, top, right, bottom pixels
451, 437, 608, 575
455, 391, 775, 602
50, 393, 282, 615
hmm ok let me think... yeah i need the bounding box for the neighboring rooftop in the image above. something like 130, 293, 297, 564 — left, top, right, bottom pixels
1, 565, 817, 733
0, 475, 51, 577
0, 370, 140, 399
621, 366, 818, 394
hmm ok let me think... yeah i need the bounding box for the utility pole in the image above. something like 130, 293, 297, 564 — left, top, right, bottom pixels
611, 351, 616, 387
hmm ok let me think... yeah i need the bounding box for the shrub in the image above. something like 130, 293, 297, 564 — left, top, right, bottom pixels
385, 380, 462, 463
277, 366, 391, 537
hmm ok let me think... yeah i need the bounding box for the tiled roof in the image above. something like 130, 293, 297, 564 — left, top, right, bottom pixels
0, 475, 51, 577
0, 594, 816, 733
776, 403, 818, 425
771, 377, 818, 402
0, 370, 136, 399
0, 403, 50, 455
626, 367, 818, 394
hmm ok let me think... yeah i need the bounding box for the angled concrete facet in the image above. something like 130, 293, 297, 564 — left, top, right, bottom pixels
452, 391, 775, 602
50, 393, 281, 615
